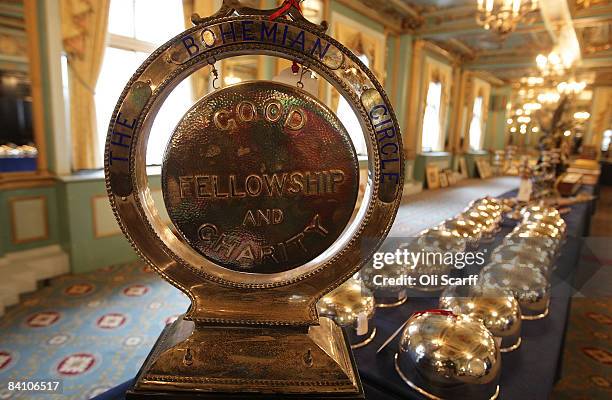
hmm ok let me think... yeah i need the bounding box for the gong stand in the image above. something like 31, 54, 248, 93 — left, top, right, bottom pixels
105, 1, 403, 398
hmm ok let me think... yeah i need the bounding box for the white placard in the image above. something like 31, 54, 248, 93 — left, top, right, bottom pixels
356, 312, 369, 336
517, 178, 532, 202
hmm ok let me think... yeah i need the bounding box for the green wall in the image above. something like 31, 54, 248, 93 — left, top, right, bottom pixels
330, 1, 383, 32
394, 34, 413, 130
0, 185, 61, 255
485, 86, 511, 152
414, 153, 452, 182
55, 176, 163, 273
465, 152, 490, 178
57, 179, 136, 273
1, 176, 159, 274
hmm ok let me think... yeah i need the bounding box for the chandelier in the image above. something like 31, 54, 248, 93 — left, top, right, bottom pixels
537, 90, 560, 104
536, 50, 568, 77
557, 78, 587, 95
476, 0, 539, 37
573, 111, 590, 121
536, 43, 580, 77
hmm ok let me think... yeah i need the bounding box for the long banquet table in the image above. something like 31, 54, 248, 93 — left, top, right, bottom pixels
95, 186, 596, 400
359, 186, 595, 400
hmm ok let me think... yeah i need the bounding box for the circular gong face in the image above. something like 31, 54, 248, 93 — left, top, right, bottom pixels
162, 81, 359, 274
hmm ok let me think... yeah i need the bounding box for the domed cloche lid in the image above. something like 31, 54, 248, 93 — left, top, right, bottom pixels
479, 263, 550, 320
490, 244, 552, 276
395, 309, 501, 400
440, 285, 522, 352
317, 278, 375, 327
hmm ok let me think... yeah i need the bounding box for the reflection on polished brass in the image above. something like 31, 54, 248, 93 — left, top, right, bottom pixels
472, 204, 503, 232
520, 204, 558, 219
525, 214, 567, 235
394, 354, 501, 400
105, 0, 403, 397
162, 81, 359, 274
479, 263, 550, 320
352, 327, 377, 349
508, 223, 563, 254
361, 241, 411, 307
470, 197, 504, 214
460, 210, 498, 238
522, 209, 561, 222
490, 244, 552, 276
373, 295, 408, 308
396, 311, 501, 400
440, 286, 522, 352
132, 315, 362, 395
503, 234, 558, 254
521, 207, 567, 237
475, 204, 503, 221
417, 228, 467, 253
519, 222, 562, 239
403, 242, 452, 292
317, 278, 377, 348
440, 217, 483, 247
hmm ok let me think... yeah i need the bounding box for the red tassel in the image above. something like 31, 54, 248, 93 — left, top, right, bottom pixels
269, 0, 302, 21
291, 61, 300, 75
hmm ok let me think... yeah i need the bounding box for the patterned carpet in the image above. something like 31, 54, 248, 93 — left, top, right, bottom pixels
0, 176, 532, 400
551, 185, 612, 400
391, 176, 520, 236
551, 298, 612, 400
0, 262, 189, 399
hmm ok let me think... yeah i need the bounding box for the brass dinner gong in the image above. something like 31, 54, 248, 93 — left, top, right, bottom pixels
104, 1, 403, 398
162, 81, 360, 274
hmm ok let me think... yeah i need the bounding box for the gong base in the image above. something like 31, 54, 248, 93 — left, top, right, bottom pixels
126, 389, 365, 399
127, 316, 364, 399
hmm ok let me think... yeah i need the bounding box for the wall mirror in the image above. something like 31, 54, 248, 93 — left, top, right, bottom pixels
0, 0, 44, 175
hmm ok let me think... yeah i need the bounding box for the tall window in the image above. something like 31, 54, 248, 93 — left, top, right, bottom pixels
95, 0, 192, 166
421, 81, 443, 152
469, 96, 484, 151
301, 0, 324, 25
336, 54, 369, 156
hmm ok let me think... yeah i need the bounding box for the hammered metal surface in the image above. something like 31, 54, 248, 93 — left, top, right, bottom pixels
162, 81, 359, 274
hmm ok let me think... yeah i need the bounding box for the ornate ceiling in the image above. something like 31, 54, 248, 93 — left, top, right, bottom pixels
349, 0, 612, 85
0, 0, 24, 32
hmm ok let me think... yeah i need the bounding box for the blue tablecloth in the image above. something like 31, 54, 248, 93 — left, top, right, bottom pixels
353, 187, 595, 400
0, 157, 37, 172
95, 187, 596, 400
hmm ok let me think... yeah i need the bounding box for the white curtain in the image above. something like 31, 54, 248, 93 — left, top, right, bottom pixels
469, 96, 484, 151
421, 81, 443, 152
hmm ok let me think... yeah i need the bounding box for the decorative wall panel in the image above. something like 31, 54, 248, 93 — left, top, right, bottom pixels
10, 196, 48, 243
92, 195, 121, 238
